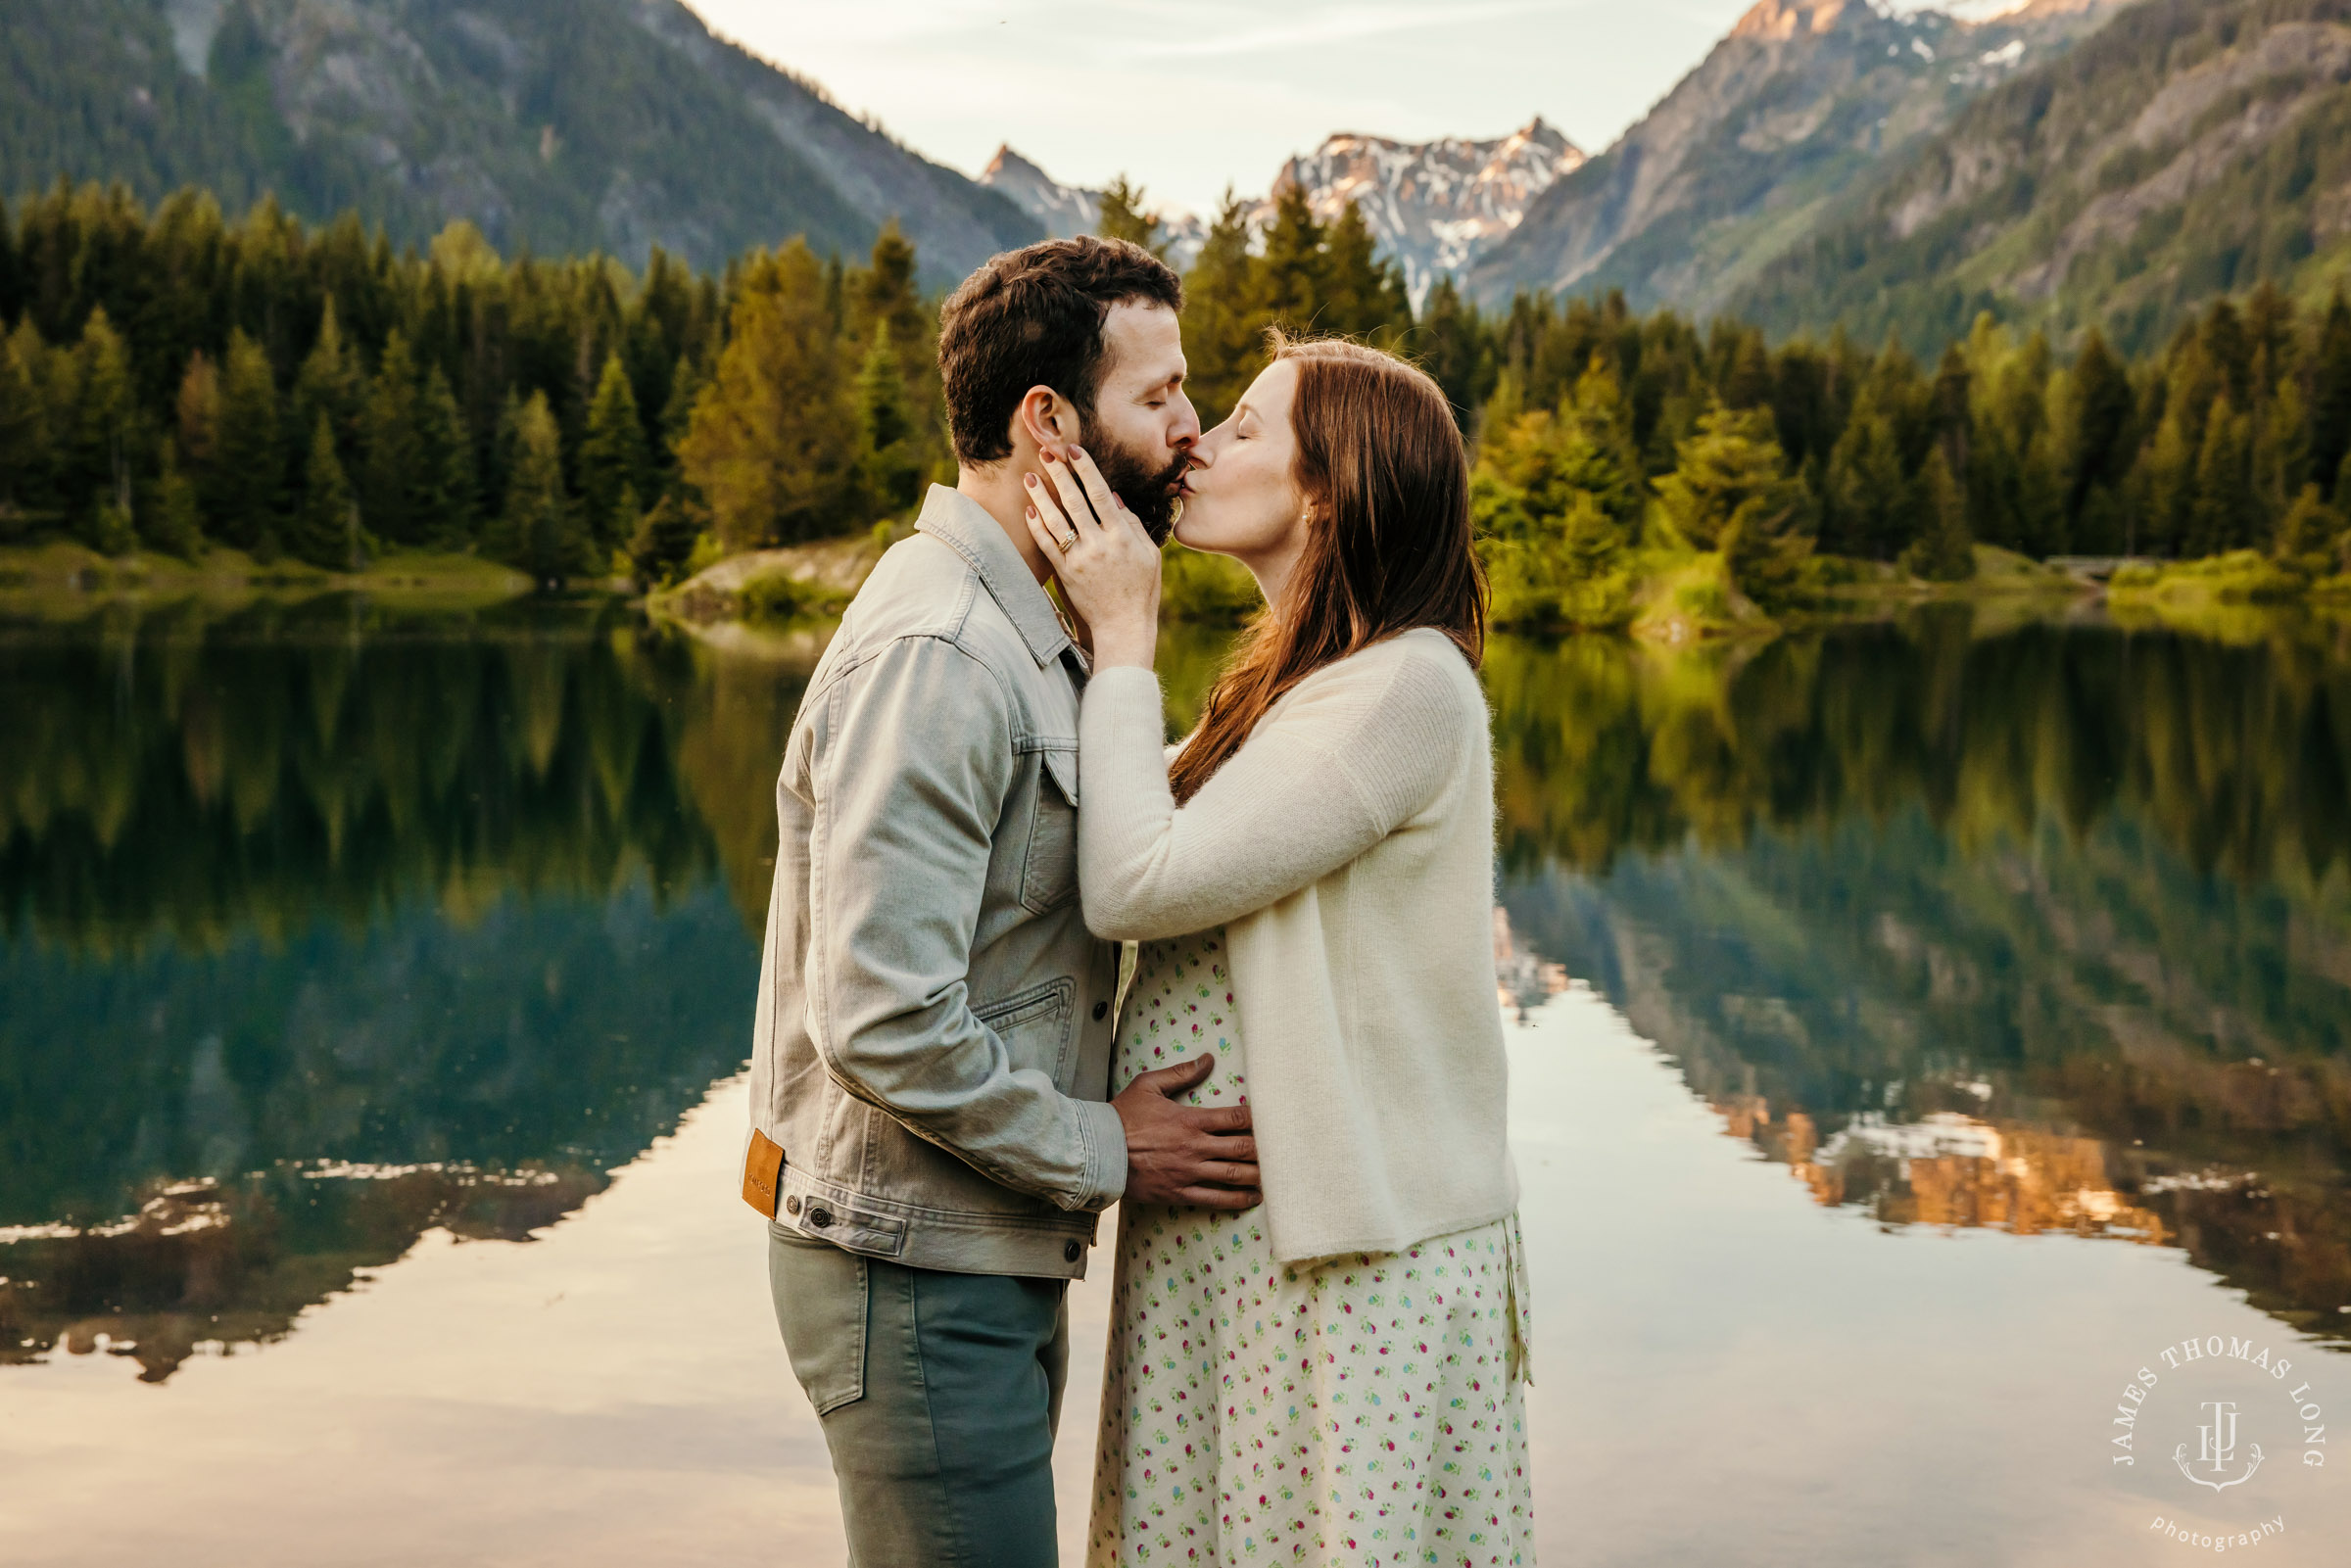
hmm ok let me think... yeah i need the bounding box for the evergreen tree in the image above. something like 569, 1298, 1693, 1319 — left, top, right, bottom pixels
1931, 342, 1972, 480
656, 350, 706, 499
2057, 331, 2136, 551
2019, 428, 2067, 556
2272, 484, 2340, 579
144, 437, 206, 560
1095, 176, 1170, 258
358, 330, 424, 546
0, 324, 45, 518
1822, 397, 1905, 559
1716, 326, 1773, 411
487, 391, 592, 583
174, 351, 220, 487
413, 366, 476, 546
852, 223, 931, 378
855, 325, 923, 519
485, 387, 525, 525
285, 414, 359, 571
676, 241, 857, 548
2066, 330, 2135, 496
2187, 397, 2257, 554
2252, 377, 2309, 521
72, 307, 141, 540
1415, 278, 1489, 432
1256, 187, 1327, 333
2311, 291, 2351, 500
1319, 203, 1410, 344
292, 298, 363, 462
1179, 192, 1264, 424
579, 353, 651, 550
211, 329, 282, 551
2134, 404, 2195, 557
1901, 448, 1976, 582
1654, 404, 1805, 551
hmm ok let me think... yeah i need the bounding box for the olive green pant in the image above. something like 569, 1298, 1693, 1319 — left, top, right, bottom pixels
768, 1224, 1069, 1568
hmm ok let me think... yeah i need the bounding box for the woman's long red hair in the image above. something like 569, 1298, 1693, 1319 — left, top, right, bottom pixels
1167, 334, 1485, 805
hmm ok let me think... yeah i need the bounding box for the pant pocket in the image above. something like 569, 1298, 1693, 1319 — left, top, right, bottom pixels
768, 1225, 868, 1415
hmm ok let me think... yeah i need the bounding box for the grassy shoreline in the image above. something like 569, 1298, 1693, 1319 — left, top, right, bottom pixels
14, 537, 2346, 646
0, 540, 552, 613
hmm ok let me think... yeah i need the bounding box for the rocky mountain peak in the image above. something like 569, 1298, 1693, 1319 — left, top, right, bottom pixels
1467, 0, 2125, 311
980, 144, 1099, 234
1730, 0, 1872, 42
1265, 120, 1587, 306
978, 147, 1208, 264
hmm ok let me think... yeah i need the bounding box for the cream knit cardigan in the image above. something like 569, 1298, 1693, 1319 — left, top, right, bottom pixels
1079, 627, 1518, 1263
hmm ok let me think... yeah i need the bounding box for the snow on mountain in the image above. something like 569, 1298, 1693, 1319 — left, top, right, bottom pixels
1259, 119, 1587, 308
983, 120, 1583, 305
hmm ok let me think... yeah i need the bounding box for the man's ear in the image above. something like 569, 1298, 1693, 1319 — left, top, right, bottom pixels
1017, 385, 1076, 455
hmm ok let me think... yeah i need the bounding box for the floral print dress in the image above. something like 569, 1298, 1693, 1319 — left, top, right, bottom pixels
1088, 929, 1534, 1567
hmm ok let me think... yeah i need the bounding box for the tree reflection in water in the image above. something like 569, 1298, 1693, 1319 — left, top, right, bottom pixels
0, 598, 799, 1378
3, 601, 2348, 1379
1492, 609, 2351, 1345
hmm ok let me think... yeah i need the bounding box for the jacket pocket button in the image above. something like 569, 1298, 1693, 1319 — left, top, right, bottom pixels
1064, 1240, 1082, 1262
1091, 1001, 1109, 1022
784, 1196, 800, 1216
808, 1207, 834, 1229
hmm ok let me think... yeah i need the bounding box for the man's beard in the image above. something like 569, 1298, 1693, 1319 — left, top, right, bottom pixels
1087, 436, 1189, 545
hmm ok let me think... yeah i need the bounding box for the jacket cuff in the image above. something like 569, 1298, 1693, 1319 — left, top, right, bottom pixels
1071, 1095, 1128, 1212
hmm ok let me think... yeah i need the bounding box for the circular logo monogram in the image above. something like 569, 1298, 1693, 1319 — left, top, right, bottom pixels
2108, 1333, 2330, 1549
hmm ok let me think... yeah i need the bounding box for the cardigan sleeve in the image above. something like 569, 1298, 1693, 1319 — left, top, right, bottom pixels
1077, 642, 1467, 941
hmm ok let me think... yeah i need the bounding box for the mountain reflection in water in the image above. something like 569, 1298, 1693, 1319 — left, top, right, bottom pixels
0, 599, 797, 1378
2, 599, 2348, 1383
1494, 612, 2351, 1345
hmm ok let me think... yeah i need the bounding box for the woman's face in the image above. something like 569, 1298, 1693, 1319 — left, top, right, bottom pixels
1174, 359, 1310, 593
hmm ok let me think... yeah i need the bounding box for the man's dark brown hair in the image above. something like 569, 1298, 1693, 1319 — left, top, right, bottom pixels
937, 236, 1184, 464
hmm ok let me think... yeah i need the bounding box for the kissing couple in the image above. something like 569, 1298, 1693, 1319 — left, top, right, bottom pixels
744, 235, 1532, 1566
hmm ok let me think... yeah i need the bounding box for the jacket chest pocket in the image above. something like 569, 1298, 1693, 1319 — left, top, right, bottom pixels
1019, 746, 1080, 915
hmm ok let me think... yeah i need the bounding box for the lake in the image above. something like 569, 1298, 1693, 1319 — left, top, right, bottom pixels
3, 597, 2348, 1565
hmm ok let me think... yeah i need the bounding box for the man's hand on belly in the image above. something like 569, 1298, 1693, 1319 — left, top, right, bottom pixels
1113, 1054, 1261, 1209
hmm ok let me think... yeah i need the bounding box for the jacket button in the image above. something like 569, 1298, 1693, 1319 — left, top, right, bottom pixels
1091, 1001, 1109, 1022
1064, 1240, 1082, 1262
808, 1207, 834, 1229
784, 1196, 800, 1216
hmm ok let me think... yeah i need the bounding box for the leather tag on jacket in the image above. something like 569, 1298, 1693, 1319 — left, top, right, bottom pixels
742, 1129, 786, 1217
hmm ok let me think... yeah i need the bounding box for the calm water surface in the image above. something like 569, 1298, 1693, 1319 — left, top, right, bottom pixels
3, 598, 2348, 1564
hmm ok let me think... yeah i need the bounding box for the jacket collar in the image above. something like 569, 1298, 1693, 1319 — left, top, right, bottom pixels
916, 484, 1075, 669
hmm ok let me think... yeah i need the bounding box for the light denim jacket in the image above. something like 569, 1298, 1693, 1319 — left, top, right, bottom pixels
747, 487, 1128, 1279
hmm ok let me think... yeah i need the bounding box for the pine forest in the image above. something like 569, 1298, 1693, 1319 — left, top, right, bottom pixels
4, 179, 2351, 622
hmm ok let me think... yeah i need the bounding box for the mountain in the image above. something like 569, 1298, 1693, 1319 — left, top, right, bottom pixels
985, 121, 1584, 301
0, 0, 1040, 282
1467, 0, 2126, 315
979, 145, 1210, 266
1733, 0, 2351, 356
1263, 120, 1586, 308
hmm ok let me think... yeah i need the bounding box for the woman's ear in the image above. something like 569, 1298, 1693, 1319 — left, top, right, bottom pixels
1017, 385, 1075, 456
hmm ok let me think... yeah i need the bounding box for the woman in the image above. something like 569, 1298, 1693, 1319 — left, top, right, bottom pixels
1023, 335, 1532, 1566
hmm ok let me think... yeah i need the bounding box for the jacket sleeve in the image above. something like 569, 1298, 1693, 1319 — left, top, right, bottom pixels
1077, 648, 1465, 941
804, 635, 1127, 1211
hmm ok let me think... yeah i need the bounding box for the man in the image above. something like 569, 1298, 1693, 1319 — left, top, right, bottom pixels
744, 236, 1259, 1566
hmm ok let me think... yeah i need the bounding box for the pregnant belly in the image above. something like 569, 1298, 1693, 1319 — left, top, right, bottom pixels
1112, 929, 1247, 1108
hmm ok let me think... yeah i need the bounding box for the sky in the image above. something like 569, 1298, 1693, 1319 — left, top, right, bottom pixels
683, 0, 1791, 216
